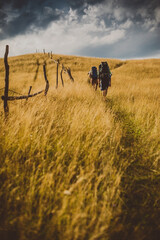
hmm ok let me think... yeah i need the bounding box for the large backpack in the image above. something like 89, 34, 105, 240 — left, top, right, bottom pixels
91, 66, 98, 80
99, 62, 111, 86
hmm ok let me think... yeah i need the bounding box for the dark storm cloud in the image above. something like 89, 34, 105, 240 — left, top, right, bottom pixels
0, 0, 66, 39
67, 0, 160, 12
0, 0, 160, 39
118, 0, 160, 9
66, 0, 105, 9
116, 0, 160, 23
0, 10, 7, 27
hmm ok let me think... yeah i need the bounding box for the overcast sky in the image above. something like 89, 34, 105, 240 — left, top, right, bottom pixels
0, 0, 160, 59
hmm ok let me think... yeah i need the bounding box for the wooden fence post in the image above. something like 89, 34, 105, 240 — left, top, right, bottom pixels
4, 45, 9, 118
43, 63, 49, 96
56, 60, 59, 89
61, 64, 74, 83
60, 65, 64, 87
60, 70, 64, 87
26, 86, 32, 101
67, 67, 74, 82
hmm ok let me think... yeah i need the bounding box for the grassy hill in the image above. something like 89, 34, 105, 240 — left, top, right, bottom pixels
0, 53, 160, 240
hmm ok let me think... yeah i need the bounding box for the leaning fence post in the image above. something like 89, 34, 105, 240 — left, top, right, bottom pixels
26, 86, 32, 101
67, 67, 74, 82
60, 70, 64, 87
43, 63, 49, 96
60, 65, 64, 87
4, 45, 9, 118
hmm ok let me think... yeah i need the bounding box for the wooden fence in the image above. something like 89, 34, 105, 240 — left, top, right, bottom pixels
1, 45, 74, 118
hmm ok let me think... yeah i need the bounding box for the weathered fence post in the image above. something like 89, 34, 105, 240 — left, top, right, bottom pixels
4, 45, 9, 118
56, 60, 59, 89
61, 64, 74, 84
43, 49, 45, 54
60, 66, 64, 87
26, 86, 32, 101
51, 51, 52, 59
43, 63, 49, 96
67, 67, 74, 82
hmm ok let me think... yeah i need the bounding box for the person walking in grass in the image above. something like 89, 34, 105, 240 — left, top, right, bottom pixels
98, 61, 112, 97
88, 66, 98, 90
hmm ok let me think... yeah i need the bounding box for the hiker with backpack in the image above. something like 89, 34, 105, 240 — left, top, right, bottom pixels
98, 61, 112, 97
88, 66, 98, 90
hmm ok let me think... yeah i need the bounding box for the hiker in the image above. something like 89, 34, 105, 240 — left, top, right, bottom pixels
98, 61, 112, 97
88, 66, 98, 90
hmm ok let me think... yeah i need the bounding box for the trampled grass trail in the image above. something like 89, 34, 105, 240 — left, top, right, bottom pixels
105, 97, 160, 240
0, 54, 160, 240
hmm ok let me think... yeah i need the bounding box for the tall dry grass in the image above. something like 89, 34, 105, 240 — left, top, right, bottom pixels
0, 53, 160, 240
110, 59, 160, 167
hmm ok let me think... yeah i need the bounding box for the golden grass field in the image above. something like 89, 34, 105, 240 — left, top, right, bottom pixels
0, 52, 160, 240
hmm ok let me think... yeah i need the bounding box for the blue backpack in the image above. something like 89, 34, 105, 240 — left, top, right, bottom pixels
91, 66, 98, 80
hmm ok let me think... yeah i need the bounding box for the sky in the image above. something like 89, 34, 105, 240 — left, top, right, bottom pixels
0, 0, 160, 59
